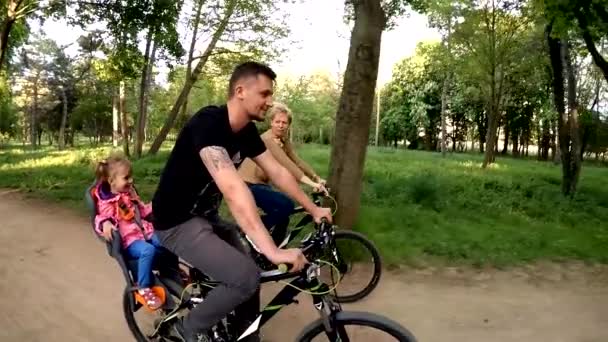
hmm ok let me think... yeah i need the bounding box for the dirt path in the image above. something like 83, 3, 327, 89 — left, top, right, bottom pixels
1, 191, 608, 342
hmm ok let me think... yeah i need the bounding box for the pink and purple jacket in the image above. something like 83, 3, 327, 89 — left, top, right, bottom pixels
93, 182, 155, 249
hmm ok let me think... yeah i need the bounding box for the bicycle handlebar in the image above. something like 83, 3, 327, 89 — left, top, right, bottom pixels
276, 218, 332, 273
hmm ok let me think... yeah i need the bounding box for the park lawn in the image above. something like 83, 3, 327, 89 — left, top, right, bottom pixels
1, 143, 607, 268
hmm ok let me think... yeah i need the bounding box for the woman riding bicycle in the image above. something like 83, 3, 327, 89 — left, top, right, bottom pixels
238, 102, 328, 245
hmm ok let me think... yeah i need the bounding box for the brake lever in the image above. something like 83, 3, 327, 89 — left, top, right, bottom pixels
306, 262, 321, 282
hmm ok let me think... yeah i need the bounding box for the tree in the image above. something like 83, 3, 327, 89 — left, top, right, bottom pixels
45, 34, 99, 149
70, 0, 159, 156
134, 0, 183, 158
178, 0, 204, 130
424, 0, 467, 156
148, 0, 292, 155
379, 41, 448, 151
14, 35, 57, 147
452, 0, 529, 167
0, 72, 16, 144
0, 0, 36, 68
70, 58, 115, 144
273, 72, 340, 144
546, 24, 583, 196
328, 0, 423, 229
543, 0, 608, 83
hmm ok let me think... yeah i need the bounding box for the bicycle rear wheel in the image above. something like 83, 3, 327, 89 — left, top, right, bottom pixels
123, 289, 161, 341
296, 311, 417, 342
320, 230, 382, 303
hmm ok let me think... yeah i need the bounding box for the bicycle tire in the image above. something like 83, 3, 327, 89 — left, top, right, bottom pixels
326, 230, 382, 303
123, 289, 150, 342
296, 311, 417, 342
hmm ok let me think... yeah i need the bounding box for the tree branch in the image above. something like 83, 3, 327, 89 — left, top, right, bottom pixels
575, 7, 608, 83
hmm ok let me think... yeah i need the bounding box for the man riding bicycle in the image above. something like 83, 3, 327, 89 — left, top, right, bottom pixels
151, 61, 333, 342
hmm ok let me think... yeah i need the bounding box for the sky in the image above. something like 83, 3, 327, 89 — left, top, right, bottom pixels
34, 1, 441, 87
271, 0, 441, 86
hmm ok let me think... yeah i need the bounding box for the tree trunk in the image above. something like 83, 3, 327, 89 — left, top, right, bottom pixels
319, 126, 323, 144
328, 0, 386, 229
440, 16, 452, 157
512, 131, 519, 157
440, 73, 449, 157
547, 25, 582, 196
135, 29, 153, 158
58, 86, 68, 150
37, 127, 42, 146
501, 122, 509, 154
477, 110, 486, 153
562, 38, 582, 195
483, 104, 499, 167
482, 0, 499, 168
0, 19, 14, 69
112, 92, 119, 147
575, 8, 608, 84
119, 80, 130, 157
148, 0, 237, 155
30, 71, 39, 148
541, 119, 551, 160
550, 120, 557, 161
180, 0, 204, 123
537, 121, 543, 160
135, 30, 157, 158
374, 89, 380, 146
0, 0, 22, 68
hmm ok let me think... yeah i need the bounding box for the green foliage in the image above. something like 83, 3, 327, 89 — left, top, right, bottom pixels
541, 0, 608, 39
1, 144, 607, 267
70, 0, 184, 79
273, 71, 340, 144
148, 67, 227, 135
405, 171, 442, 210
0, 73, 17, 141
0, 0, 34, 69
581, 109, 608, 157
379, 41, 445, 149
343, 0, 428, 29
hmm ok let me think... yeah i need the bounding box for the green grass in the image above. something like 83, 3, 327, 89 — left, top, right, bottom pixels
1, 143, 607, 268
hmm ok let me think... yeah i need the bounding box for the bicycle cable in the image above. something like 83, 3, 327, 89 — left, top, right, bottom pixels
276, 259, 341, 295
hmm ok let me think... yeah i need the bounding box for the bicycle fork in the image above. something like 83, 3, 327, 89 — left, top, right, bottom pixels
311, 281, 346, 341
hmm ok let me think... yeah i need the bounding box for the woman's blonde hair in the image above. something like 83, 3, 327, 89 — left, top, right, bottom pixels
269, 102, 292, 124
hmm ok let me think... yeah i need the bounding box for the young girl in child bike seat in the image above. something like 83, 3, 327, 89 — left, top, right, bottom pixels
93, 153, 163, 310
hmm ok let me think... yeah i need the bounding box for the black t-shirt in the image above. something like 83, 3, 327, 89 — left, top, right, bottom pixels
151, 104, 266, 230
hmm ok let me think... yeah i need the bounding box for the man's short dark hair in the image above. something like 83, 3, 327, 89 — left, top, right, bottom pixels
228, 61, 277, 98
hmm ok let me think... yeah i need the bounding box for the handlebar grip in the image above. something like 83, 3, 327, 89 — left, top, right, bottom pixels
278, 263, 290, 273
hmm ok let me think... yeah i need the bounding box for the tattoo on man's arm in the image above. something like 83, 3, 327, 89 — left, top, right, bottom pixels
201, 146, 232, 172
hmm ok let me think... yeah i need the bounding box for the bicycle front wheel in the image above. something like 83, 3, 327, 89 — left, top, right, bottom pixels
296, 311, 417, 342
321, 230, 382, 303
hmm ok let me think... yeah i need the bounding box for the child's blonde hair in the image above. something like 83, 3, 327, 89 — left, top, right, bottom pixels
95, 152, 131, 182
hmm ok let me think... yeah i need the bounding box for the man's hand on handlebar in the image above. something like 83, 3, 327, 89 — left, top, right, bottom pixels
267, 248, 308, 272
311, 206, 332, 224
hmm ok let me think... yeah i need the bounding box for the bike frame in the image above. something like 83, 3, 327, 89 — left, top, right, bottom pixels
235, 268, 336, 341
153, 217, 341, 341
156, 262, 339, 341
